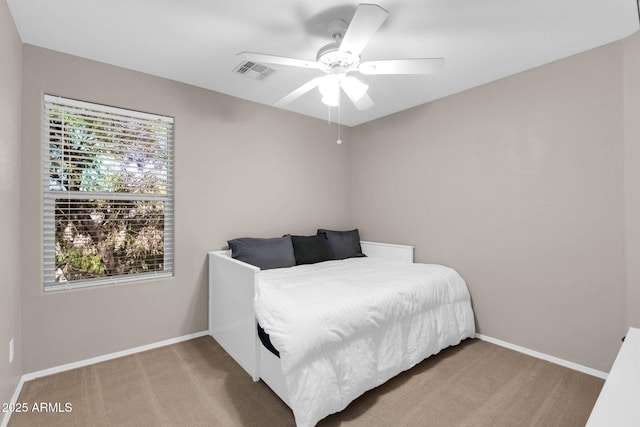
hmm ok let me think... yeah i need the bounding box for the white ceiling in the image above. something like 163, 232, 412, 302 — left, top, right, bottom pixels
6, 0, 640, 126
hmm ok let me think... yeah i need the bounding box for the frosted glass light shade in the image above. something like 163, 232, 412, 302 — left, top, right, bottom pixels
319, 75, 340, 107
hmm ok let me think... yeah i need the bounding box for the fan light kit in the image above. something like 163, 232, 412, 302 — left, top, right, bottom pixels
238, 3, 444, 143
319, 74, 368, 107
238, 3, 445, 112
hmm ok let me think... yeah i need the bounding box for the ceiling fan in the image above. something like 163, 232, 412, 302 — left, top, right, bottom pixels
238, 3, 444, 111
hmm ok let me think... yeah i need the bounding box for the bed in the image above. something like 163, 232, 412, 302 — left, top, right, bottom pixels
208, 233, 475, 426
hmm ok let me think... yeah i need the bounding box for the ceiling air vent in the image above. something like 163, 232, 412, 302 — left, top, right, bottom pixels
233, 61, 276, 81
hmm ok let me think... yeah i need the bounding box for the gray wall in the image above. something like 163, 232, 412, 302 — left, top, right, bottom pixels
20, 45, 351, 372
0, 0, 23, 408
349, 41, 629, 372
623, 32, 640, 331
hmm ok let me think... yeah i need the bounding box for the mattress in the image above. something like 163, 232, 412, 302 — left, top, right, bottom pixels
257, 323, 279, 357
254, 257, 475, 426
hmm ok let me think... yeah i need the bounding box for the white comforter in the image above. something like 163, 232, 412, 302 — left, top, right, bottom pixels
254, 257, 475, 427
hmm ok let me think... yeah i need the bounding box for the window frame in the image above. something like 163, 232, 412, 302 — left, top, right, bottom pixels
42, 95, 174, 291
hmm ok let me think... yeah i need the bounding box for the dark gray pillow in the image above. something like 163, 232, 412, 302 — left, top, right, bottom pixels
227, 236, 295, 270
317, 229, 366, 260
290, 234, 332, 265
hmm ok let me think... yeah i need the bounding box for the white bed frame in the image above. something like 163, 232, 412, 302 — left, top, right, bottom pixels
208, 241, 414, 405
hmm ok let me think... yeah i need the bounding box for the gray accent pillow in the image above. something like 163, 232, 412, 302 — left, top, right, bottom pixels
227, 236, 296, 270
290, 234, 332, 265
317, 228, 366, 260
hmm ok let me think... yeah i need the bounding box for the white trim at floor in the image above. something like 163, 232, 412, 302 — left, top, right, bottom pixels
1, 373, 26, 427
475, 333, 608, 380
1, 330, 208, 427
2, 331, 608, 427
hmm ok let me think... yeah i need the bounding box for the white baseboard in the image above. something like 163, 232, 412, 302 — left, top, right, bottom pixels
2, 330, 605, 427
22, 330, 209, 382
1, 373, 26, 427
475, 333, 608, 380
1, 330, 208, 427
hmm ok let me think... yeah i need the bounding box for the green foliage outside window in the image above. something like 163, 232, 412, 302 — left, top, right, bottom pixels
45, 100, 172, 285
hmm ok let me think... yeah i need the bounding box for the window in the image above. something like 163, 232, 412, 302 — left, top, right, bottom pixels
43, 95, 174, 291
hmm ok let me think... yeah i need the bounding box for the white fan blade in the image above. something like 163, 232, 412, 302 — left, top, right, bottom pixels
339, 4, 389, 56
343, 87, 374, 111
358, 58, 445, 75
340, 76, 374, 110
275, 77, 325, 106
237, 52, 322, 70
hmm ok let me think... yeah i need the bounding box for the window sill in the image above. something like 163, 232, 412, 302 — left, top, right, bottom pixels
43, 271, 174, 292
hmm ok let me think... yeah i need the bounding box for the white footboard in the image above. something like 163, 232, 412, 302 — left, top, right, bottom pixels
208, 241, 415, 404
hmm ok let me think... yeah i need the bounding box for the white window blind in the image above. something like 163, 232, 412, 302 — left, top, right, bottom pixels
43, 95, 174, 291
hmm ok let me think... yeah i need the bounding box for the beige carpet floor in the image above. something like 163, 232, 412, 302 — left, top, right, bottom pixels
8, 336, 603, 427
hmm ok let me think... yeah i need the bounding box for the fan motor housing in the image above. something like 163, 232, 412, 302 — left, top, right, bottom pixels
316, 18, 360, 72
317, 42, 359, 71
